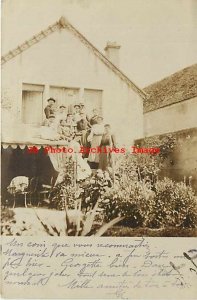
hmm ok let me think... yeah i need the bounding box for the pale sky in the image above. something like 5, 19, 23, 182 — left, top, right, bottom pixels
2, 0, 197, 87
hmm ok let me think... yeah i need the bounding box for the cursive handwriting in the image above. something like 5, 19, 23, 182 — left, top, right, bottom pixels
2, 238, 196, 299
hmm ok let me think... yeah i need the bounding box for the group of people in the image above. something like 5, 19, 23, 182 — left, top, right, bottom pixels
42, 97, 116, 171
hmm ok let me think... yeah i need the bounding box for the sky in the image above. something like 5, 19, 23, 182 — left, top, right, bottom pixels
2, 0, 197, 87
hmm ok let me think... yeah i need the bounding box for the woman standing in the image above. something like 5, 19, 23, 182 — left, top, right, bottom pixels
99, 124, 116, 171
87, 116, 104, 169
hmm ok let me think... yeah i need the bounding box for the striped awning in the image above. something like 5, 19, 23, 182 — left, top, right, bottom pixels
1, 139, 70, 149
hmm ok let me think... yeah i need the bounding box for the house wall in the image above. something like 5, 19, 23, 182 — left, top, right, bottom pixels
1, 27, 143, 146
144, 97, 197, 137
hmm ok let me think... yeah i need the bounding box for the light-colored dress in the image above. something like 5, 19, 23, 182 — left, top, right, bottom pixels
53, 141, 92, 184
55, 112, 67, 124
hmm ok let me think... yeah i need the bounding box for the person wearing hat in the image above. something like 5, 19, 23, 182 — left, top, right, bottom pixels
44, 98, 56, 119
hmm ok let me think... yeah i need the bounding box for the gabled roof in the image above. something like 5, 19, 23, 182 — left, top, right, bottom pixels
1, 16, 146, 100
143, 64, 197, 112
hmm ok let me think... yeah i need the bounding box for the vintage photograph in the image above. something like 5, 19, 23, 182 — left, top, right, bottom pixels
1, 0, 197, 237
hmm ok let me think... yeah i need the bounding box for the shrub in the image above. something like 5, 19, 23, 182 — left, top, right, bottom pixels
49, 156, 76, 210
116, 152, 160, 190
48, 155, 197, 230
1, 208, 16, 235
100, 156, 197, 229
138, 133, 176, 161
79, 170, 112, 213
101, 180, 155, 227
49, 173, 76, 210
148, 178, 197, 228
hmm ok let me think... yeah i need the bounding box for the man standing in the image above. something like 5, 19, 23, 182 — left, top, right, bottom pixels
44, 98, 56, 119
79, 101, 90, 123
73, 104, 81, 123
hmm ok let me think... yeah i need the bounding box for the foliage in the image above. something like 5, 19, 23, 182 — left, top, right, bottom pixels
44, 169, 122, 236
79, 170, 112, 213
49, 156, 76, 210
49, 153, 197, 230
148, 178, 197, 228
101, 175, 197, 229
116, 152, 160, 189
3, 145, 196, 236
102, 226, 197, 237
34, 199, 124, 237
0, 208, 28, 235
49, 174, 76, 210
133, 133, 176, 184
101, 180, 155, 227
1, 208, 16, 235
138, 133, 176, 161
50, 169, 112, 212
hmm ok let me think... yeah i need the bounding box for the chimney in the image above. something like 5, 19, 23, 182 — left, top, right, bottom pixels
104, 42, 121, 67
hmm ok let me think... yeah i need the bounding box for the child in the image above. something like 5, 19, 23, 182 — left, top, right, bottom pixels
57, 119, 72, 141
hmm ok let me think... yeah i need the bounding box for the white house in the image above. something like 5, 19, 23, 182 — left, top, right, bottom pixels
1, 16, 146, 147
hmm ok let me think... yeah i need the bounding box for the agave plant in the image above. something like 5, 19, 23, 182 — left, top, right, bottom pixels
34, 197, 124, 236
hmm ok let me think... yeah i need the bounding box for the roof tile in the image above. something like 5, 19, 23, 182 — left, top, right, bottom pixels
143, 64, 197, 112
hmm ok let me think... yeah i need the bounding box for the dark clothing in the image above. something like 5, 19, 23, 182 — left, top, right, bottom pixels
44, 105, 56, 119
100, 134, 116, 147
76, 119, 90, 150
90, 115, 99, 126
76, 119, 89, 131
99, 133, 116, 171
81, 129, 91, 158
88, 161, 99, 170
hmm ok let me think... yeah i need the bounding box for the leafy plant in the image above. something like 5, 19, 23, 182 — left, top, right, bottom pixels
101, 180, 155, 227
37, 169, 123, 236
34, 198, 124, 236
100, 154, 197, 229
139, 134, 176, 161
148, 178, 197, 228
117, 152, 160, 189
49, 174, 76, 210
1, 208, 30, 236
79, 170, 112, 213
49, 156, 76, 210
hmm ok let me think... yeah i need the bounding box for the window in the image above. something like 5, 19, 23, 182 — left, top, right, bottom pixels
50, 86, 80, 114
83, 89, 102, 116
22, 84, 44, 125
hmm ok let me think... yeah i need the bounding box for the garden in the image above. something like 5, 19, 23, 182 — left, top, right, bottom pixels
1, 134, 197, 237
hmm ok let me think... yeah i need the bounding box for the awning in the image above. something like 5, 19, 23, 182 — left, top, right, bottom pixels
1, 139, 70, 148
